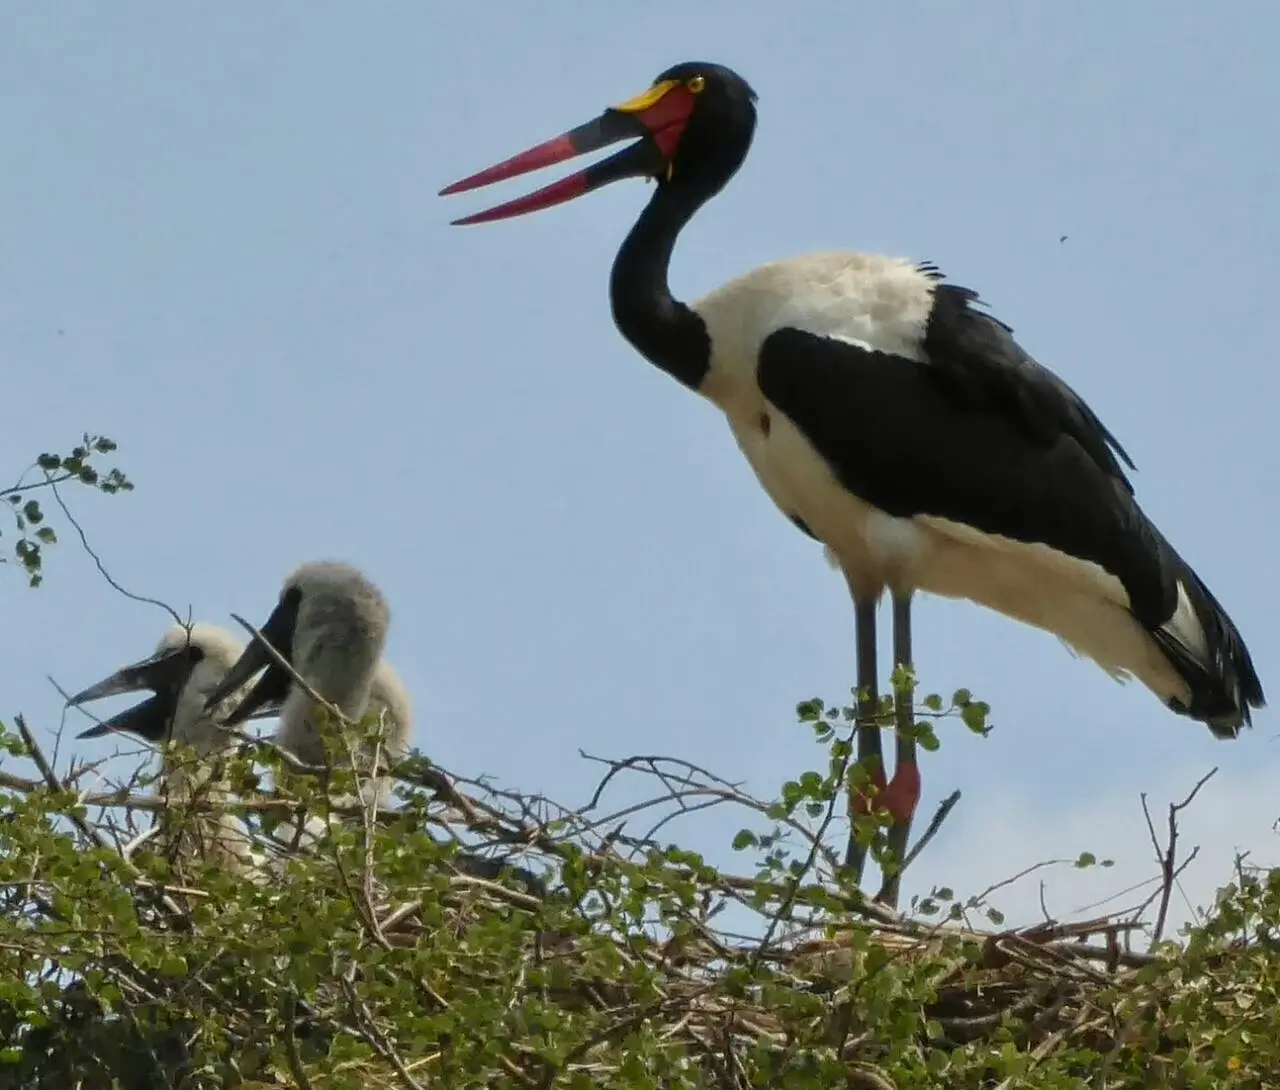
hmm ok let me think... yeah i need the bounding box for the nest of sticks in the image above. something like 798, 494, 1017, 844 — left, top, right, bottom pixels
1, 708, 1241, 1089
364, 787, 1176, 1089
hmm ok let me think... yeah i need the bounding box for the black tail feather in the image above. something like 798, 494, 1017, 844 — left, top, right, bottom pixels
1151, 560, 1264, 738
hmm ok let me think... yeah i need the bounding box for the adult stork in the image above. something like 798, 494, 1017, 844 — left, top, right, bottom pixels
439, 61, 1265, 903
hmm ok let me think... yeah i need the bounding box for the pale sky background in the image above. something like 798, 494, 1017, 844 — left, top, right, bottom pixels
3, 4, 1277, 937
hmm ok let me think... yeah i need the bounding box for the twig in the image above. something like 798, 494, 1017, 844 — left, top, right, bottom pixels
1072, 874, 1162, 919
1141, 767, 1217, 948
229, 613, 348, 730
14, 714, 189, 922
280, 991, 315, 1090
970, 858, 1073, 908
16, 714, 124, 853
846, 1064, 898, 1090
578, 750, 838, 870
752, 721, 859, 966
47, 477, 186, 625
875, 788, 961, 903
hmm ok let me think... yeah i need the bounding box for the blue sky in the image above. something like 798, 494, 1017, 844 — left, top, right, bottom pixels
3, 3, 1277, 926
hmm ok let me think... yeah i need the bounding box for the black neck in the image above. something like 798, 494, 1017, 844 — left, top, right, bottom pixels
609, 187, 712, 392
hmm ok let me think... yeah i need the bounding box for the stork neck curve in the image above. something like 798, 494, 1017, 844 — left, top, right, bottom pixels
609, 187, 712, 392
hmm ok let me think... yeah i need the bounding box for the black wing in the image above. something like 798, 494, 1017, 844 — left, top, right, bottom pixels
756, 321, 1171, 625
921, 282, 1138, 489
757, 288, 1263, 728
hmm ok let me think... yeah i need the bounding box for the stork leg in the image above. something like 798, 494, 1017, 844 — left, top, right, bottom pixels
877, 591, 921, 908
844, 597, 884, 880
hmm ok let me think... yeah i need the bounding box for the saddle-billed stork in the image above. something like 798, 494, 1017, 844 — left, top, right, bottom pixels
440, 61, 1265, 905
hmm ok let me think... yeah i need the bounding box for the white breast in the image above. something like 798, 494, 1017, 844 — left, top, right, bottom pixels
689, 251, 940, 593
691, 250, 936, 407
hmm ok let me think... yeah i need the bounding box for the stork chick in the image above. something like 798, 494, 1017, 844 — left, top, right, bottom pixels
204, 561, 410, 812
67, 623, 266, 879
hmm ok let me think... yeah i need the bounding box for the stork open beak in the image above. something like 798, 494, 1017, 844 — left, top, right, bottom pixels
439, 79, 699, 225
203, 592, 300, 726
66, 647, 193, 742
68, 644, 281, 742
74, 695, 170, 742
66, 647, 190, 709
218, 664, 292, 729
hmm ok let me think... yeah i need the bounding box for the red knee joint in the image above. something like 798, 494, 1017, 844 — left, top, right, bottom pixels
882, 764, 922, 824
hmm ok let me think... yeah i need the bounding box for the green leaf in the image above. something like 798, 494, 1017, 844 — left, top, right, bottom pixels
159, 954, 188, 976
796, 698, 824, 721
798, 770, 823, 796
914, 722, 941, 751
781, 780, 802, 808
960, 701, 991, 735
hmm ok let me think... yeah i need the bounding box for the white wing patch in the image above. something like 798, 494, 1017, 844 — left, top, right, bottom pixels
1160, 581, 1211, 662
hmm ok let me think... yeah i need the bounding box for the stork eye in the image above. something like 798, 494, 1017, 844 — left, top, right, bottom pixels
686, 76, 706, 94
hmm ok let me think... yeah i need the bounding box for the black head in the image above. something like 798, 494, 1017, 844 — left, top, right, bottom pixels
648, 61, 757, 202
439, 61, 758, 225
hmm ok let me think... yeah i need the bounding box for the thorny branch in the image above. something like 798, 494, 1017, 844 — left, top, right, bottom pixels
578, 750, 841, 872
12, 716, 188, 922
1140, 766, 1218, 948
